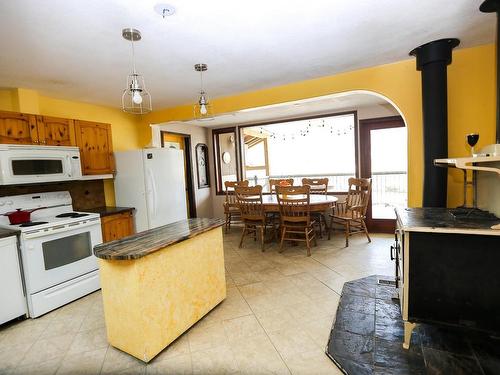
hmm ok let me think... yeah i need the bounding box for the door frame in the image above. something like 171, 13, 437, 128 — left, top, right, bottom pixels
160, 131, 197, 218
359, 116, 405, 233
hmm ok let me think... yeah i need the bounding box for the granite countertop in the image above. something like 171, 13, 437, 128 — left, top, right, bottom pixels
85, 206, 135, 217
396, 208, 500, 235
94, 218, 225, 260
0, 227, 20, 239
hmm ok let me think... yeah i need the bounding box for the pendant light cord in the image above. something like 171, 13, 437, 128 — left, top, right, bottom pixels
131, 38, 137, 75
200, 68, 204, 93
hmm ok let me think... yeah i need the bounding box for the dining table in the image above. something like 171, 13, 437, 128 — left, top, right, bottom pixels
260, 194, 338, 212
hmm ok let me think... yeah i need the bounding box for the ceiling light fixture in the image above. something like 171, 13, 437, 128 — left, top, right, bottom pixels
121, 28, 152, 114
194, 63, 213, 118
154, 3, 176, 18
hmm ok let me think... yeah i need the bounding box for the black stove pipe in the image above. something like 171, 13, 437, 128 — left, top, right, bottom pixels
410, 38, 460, 207
480, 0, 500, 144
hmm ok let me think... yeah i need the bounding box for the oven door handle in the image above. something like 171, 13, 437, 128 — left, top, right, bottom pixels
23, 218, 101, 239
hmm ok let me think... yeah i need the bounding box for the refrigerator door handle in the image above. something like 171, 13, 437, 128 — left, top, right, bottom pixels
147, 168, 158, 218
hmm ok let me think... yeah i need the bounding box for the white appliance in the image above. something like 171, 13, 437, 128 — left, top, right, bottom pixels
114, 148, 188, 232
0, 236, 27, 324
0, 192, 102, 318
0, 144, 82, 185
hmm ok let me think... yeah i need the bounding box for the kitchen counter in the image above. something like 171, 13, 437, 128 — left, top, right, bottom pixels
0, 227, 20, 239
94, 217, 225, 260
396, 207, 500, 235
95, 217, 226, 362
85, 206, 134, 218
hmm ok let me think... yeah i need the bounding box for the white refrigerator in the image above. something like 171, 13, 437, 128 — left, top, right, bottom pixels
114, 148, 188, 232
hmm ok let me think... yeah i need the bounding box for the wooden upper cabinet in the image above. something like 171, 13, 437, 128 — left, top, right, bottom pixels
74, 120, 115, 175
37, 116, 76, 146
0, 111, 39, 144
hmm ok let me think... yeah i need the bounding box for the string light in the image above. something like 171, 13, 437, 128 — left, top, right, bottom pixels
260, 117, 354, 140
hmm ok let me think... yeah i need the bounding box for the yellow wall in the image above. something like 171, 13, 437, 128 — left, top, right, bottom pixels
139, 44, 496, 208
0, 89, 142, 205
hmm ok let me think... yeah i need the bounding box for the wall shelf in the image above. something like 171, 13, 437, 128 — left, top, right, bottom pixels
434, 155, 500, 175
80, 174, 114, 181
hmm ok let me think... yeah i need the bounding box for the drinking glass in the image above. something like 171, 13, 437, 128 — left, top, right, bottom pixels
467, 133, 479, 156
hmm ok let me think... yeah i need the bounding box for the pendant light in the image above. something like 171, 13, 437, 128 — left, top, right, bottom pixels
121, 28, 152, 114
194, 64, 213, 118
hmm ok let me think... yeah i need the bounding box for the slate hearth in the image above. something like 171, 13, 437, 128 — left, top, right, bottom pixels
325, 275, 500, 375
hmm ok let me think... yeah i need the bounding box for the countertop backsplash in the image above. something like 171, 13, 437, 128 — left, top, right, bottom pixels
0, 179, 106, 210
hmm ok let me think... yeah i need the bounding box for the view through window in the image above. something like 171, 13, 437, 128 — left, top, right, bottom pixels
241, 113, 356, 192
370, 127, 407, 219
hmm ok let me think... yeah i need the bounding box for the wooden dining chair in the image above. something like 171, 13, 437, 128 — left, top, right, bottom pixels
235, 185, 272, 251
328, 177, 372, 247
302, 178, 329, 238
224, 180, 249, 233
276, 185, 317, 256
269, 178, 294, 192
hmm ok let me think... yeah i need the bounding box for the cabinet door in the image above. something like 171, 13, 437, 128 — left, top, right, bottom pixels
74, 120, 115, 175
101, 212, 134, 243
38, 116, 76, 146
0, 111, 39, 144
0, 236, 27, 324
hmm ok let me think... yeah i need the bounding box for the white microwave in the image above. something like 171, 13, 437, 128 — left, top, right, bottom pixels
0, 144, 82, 185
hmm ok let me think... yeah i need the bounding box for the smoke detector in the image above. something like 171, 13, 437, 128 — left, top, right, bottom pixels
154, 3, 176, 18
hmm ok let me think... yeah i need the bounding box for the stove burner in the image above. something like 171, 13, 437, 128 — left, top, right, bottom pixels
18, 221, 49, 227
450, 207, 499, 220
55, 212, 90, 218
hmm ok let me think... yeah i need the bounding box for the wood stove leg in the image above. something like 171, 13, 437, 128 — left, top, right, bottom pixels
403, 322, 416, 350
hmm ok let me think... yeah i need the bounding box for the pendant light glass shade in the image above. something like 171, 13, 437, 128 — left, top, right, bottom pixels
121, 28, 152, 114
122, 73, 152, 114
193, 64, 213, 119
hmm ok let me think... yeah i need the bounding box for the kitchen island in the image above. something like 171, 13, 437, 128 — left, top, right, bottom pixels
395, 208, 500, 349
93, 218, 226, 362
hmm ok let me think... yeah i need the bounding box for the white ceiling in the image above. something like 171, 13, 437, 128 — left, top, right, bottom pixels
164, 92, 397, 128
0, 0, 495, 110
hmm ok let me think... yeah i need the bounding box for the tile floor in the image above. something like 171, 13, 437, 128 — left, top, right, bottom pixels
0, 229, 394, 375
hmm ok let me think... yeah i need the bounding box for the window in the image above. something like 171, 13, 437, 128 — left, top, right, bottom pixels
212, 112, 358, 194
213, 127, 240, 194
240, 113, 357, 193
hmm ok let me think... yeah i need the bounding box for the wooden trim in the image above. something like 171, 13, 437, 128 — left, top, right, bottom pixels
244, 165, 267, 171
213, 127, 240, 195
183, 137, 197, 218
263, 138, 270, 176
160, 131, 197, 218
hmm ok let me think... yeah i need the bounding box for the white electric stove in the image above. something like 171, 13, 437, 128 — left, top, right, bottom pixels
0, 191, 102, 318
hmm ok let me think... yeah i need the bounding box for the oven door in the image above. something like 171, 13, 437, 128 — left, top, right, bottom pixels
21, 219, 102, 294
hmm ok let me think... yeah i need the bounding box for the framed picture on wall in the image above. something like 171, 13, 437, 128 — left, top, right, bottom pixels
195, 143, 210, 189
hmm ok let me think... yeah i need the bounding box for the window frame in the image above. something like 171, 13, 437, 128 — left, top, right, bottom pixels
213, 110, 359, 195
213, 126, 241, 194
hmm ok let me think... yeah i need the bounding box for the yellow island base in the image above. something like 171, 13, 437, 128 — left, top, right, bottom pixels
96, 221, 226, 362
